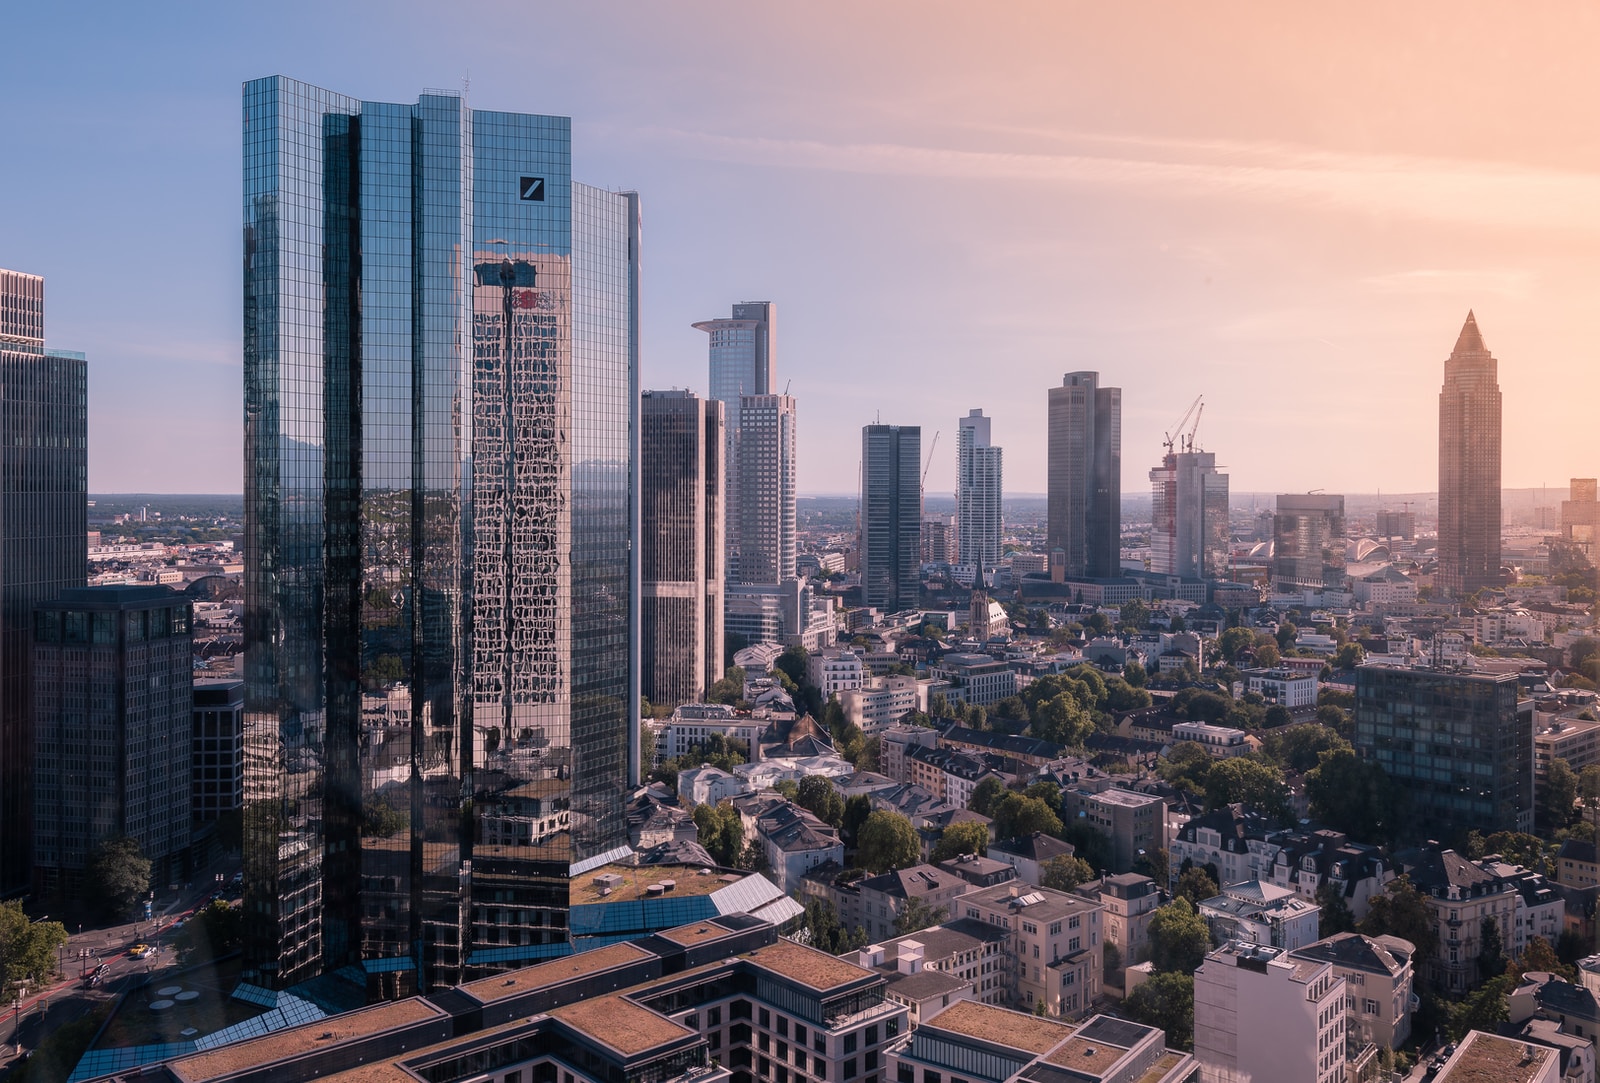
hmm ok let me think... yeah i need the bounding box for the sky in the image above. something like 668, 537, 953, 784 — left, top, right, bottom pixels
2, 2, 1598, 497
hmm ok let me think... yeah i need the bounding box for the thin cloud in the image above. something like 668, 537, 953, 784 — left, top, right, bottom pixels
1362, 268, 1536, 298
641, 127, 1600, 234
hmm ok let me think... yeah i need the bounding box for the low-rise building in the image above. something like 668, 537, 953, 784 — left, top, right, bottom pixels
808, 647, 868, 700
1263, 829, 1395, 922
880, 723, 941, 783
857, 919, 1012, 1018
1536, 716, 1600, 780
679, 764, 745, 807
1559, 839, 1600, 891
658, 703, 767, 764
1171, 720, 1251, 757
1057, 784, 1170, 874
1243, 667, 1319, 711
907, 744, 1005, 809
1193, 941, 1347, 1083
841, 674, 923, 733
1289, 932, 1417, 1051
939, 726, 1060, 772
955, 882, 1104, 1018
928, 653, 1018, 707
1075, 872, 1161, 969
1395, 843, 1520, 993
937, 853, 1017, 890
888, 1001, 1196, 1083
853, 864, 973, 944
1198, 880, 1322, 952
1169, 803, 1286, 891
1430, 1030, 1560, 1083
747, 800, 846, 892
988, 832, 1079, 888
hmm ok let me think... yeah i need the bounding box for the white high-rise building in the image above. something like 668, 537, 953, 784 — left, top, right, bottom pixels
736, 393, 797, 584
957, 409, 1003, 568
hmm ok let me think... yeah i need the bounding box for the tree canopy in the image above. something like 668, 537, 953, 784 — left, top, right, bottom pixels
0, 901, 67, 996
1122, 972, 1194, 1050
693, 801, 745, 868
86, 835, 151, 920
1040, 855, 1095, 892
1305, 749, 1404, 845
929, 820, 991, 863
1203, 758, 1291, 821
857, 811, 921, 873
1358, 876, 1438, 963
1148, 898, 1212, 975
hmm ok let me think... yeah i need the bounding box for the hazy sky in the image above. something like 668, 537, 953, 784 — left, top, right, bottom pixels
3, 2, 1597, 496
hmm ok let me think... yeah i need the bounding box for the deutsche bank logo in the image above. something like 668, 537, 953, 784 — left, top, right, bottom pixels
519, 176, 545, 202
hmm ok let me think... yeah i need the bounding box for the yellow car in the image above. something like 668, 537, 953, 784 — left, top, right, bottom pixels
128, 943, 152, 959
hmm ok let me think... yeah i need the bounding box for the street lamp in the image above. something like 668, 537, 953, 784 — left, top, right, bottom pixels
12, 985, 25, 1056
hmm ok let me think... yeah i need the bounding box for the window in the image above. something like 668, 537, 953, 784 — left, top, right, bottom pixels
779, 1043, 789, 1062
922, 1072, 938, 1083
845, 1034, 857, 1054
815, 1034, 827, 1054
761, 1035, 771, 1053
845, 1061, 858, 1080
795, 1024, 807, 1044
1364, 999, 1380, 1015
866, 1026, 878, 1046
779, 1018, 789, 1038
761, 1009, 771, 1028
710, 1007, 722, 1026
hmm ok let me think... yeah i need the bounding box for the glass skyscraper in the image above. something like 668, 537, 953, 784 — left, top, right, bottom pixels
694, 302, 776, 584
1047, 372, 1121, 578
0, 267, 87, 897
860, 424, 922, 612
242, 77, 638, 996
1149, 450, 1229, 580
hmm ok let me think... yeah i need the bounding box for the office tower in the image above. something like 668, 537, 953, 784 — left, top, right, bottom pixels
1355, 664, 1533, 836
860, 425, 922, 612
1047, 372, 1121, 577
1437, 311, 1503, 597
1272, 494, 1347, 591
1560, 479, 1599, 567
193, 676, 245, 826
956, 408, 1003, 568
1194, 942, 1347, 1083
694, 302, 775, 583
0, 267, 86, 896
1375, 509, 1416, 541
735, 393, 797, 584
243, 77, 639, 993
32, 586, 193, 902
920, 513, 957, 565
1149, 450, 1229, 579
640, 390, 724, 707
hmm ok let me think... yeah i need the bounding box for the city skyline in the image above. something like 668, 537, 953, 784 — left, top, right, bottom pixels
3, 5, 1599, 496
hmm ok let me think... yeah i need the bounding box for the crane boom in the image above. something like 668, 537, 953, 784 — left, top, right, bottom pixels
921, 431, 940, 488
1163, 395, 1203, 455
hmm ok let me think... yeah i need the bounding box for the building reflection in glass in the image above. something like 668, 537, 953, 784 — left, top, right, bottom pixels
242, 77, 637, 998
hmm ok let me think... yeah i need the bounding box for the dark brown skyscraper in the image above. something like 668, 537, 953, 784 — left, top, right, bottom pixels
1437, 311, 1502, 597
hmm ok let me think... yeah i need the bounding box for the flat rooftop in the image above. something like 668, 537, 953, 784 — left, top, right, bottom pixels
458, 941, 654, 1004
549, 995, 695, 1057
169, 998, 444, 1082
1436, 1031, 1555, 1083
1046, 1034, 1131, 1070
572, 863, 727, 904
1084, 788, 1161, 807
656, 920, 739, 948
923, 1001, 1075, 1055
743, 938, 872, 992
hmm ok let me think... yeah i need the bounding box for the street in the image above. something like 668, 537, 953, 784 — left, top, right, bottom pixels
0, 852, 240, 1072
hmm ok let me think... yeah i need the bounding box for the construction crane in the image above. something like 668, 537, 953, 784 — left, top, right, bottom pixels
921, 431, 941, 489
1163, 395, 1203, 456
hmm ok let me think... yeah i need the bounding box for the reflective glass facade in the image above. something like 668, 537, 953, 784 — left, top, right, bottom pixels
1149, 450, 1229, 580
860, 425, 922, 612
0, 268, 87, 895
956, 409, 1003, 568
242, 78, 637, 996
693, 302, 775, 585
1047, 372, 1120, 578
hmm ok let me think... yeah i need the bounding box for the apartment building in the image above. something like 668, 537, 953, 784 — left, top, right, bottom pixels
840, 675, 923, 734
1057, 784, 1170, 874
955, 882, 1104, 1019
1075, 872, 1161, 967
853, 865, 973, 944
857, 919, 1011, 1017
1288, 932, 1417, 1052
809, 648, 868, 700
1193, 941, 1347, 1083
880, 724, 940, 783
1394, 844, 1520, 993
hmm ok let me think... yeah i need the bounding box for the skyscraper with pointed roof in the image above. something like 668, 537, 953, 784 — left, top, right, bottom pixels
1437, 311, 1503, 597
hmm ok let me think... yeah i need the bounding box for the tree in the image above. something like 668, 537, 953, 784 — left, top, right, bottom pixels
1315, 703, 1353, 740
929, 820, 991, 863
1040, 855, 1095, 891
968, 776, 1008, 817
176, 899, 243, 964
1317, 883, 1356, 938
693, 801, 745, 868
857, 811, 921, 873
1103, 941, 1123, 984
775, 645, 810, 690
1031, 693, 1094, 747
842, 795, 873, 845
1175, 866, 1219, 906
796, 776, 845, 827
1134, 847, 1170, 887
1218, 627, 1256, 663
1157, 742, 1213, 795
0, 901, 67, 996
1448, 973, 1514, 1041
1275, 622, 1299, 652
1359, 876, 1438, 963
1119, 598, 1149, 630
1479, 915, 1505, 980
799, 899, 866, 955
1305, 749, 1403, 845
1333, 642, 1366, 670
86, 835, 151, 920
1123, 972, 1194, 1050
991, 794, 1063, 841
1124, 660, 1148, 688
363, 798, 408, 838
775, 779, 800, 801
894, 897, 949, 936
1203, 758, 1291, 821
1148, 898, 1212, 975
1536, 755, 1574, 831
1262, 723, 1352, 774
1516, 935, 1572, 981
708, 665, 745, 705
1179, 691, 1232, 724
